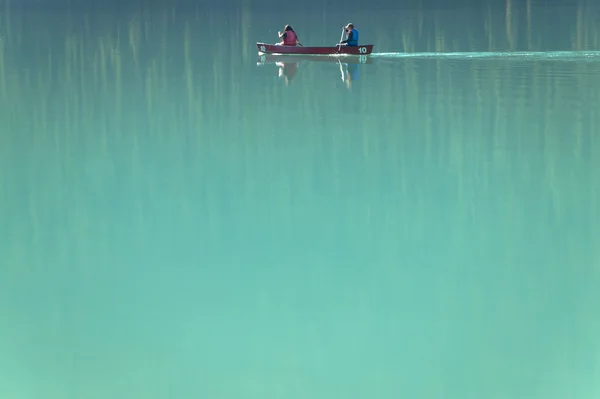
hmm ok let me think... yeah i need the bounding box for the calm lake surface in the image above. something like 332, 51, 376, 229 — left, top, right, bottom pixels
1, 0, 599, 398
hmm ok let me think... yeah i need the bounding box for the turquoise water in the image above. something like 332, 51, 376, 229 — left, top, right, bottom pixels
1, 2, 599, 398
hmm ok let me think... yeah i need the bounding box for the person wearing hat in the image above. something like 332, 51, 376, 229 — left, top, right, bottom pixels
338, 23, 359, 46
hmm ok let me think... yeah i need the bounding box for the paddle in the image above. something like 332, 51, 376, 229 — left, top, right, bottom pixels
336, 27, 345, 47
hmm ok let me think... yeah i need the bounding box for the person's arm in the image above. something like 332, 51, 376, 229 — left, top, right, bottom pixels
278, 31, 287, 39
339, 30, 350, 44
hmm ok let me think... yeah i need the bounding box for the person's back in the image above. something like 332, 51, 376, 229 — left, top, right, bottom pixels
278, 25, 302, 46
347, 27, 359, 46
282, 29, 297, 46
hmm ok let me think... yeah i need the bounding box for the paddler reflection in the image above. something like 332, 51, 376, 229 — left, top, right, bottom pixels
276, 61, 299, 85
339, 61, 359, 88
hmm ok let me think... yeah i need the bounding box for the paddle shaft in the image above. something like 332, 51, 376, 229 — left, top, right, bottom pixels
339, 28, 344, 45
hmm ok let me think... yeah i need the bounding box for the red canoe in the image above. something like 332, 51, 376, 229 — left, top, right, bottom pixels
257, 42, 374, 56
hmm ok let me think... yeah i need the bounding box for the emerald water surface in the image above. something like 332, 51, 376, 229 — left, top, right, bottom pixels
1, 1, 599, 398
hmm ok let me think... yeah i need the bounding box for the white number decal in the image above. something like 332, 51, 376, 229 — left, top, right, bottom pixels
358, 47, 367, 54
260, 54, 266, 62
359, 55, 367, 63
260, 45, 266, 52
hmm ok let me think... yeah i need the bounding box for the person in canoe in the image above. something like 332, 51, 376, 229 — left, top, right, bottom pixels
276, 25, 303, 46
338, 23, 359, 46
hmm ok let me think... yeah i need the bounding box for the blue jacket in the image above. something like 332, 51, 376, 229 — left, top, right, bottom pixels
347, 29, 359, 46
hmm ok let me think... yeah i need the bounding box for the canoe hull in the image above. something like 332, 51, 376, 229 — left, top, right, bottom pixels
257, 42, 374, 56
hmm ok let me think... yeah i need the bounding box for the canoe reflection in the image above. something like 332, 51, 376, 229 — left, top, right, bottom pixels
257, 53, 372, 65
257, 54, 372, 86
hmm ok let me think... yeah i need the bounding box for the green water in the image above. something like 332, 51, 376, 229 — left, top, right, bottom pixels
1, 2, 599, 398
